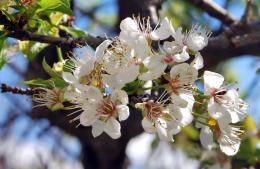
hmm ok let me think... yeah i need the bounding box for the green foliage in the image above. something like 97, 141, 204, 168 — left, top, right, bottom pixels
122, 80, 145, 95
19, 19, 59, 60
42, 58, 60, 78
182, 125, 199, 140
59, 25, 86, 38
36, 0, 73, 15
0, 37, 7, 70
22, 77, 68, 88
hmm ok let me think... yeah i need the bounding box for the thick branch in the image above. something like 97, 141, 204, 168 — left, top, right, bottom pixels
202, 21, 260, 69
187, 0, 236, 25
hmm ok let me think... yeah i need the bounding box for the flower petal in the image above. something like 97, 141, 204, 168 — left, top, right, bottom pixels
102, 74, 124, 89
155, 122, 173, 142
116, 65, 139, 85
219, 135, 240, 156
139, 62, 167, 81
150, 17, 173, 40
170, 63, 189, 79
104, 118, 121, 139
80, 109, 98, 126
207, 98, 226, 119
200, 126, 214, 150
75, 59, 95, 77
142, 117, 156, 133
173, 48, 190, 62
120, 17, 138, 32
95, 40, 111, 62
117, 105, 130, 121
203, 71, 224, 94
62, 72, 77, 84
172, 27, 183, 45
82, 86, 103, 105
92, 120, 104, 137
111, 89, 129, 105
191, 53, 204, 70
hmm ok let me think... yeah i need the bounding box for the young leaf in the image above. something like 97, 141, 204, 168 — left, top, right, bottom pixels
123, 80, 145, 95
36, 0, 73, 15
22, 77, 68, 88
22, 78, 51, 87
59, 25, 86, 38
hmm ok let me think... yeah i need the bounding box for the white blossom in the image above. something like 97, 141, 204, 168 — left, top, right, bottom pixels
167, 63, 198, 108
136, 91, 193, 142
79, 88, 129, 139
119, 17, 152, 60
203, 71, 247, 123
150, 17, 175, 40
198, 116, 243, 156
97, 38, 141, 89
62, 45, 103, 90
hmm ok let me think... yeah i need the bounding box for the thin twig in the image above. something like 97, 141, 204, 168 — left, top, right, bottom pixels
0, 84, 35, 95
187, 0, 236, 25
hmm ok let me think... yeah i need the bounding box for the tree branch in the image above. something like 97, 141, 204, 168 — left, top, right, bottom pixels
187, 0, 236, 26
202, 21, 260, 69
0, 11, 105, 49
0, 83, 34, 95
6, 29, 105, 49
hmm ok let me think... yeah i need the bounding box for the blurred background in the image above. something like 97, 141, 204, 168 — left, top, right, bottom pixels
0, 0, 260, 169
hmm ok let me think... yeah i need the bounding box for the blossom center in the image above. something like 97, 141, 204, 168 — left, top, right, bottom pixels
81, 64, 103, 87
208, 118, 221, 138
211, 88, 227, 104
144, 101, 164, 122
170, 77, 181, 95
97, 99, 117, 119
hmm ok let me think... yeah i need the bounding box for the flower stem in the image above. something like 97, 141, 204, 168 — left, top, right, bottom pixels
192, 112, 208, 119
56, 47, 64, 62
194, 119, 209, 127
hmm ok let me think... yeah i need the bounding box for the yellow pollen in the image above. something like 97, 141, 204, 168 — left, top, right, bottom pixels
208, 118, 217, 127
91, 79, 100, 87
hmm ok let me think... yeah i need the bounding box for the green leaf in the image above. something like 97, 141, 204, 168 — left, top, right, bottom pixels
49, 77, 68, 88
22, 78, 51, 87
0, 55, 7, 70
42, 57, 60, 78
0, 37, 7, 70
49, 12, 64, 25
0, 31, 7, 38
36, 0, 73, 15
22, 77, 68, 88
182, 125, 199, 140
122, 80, 145, 95
59, 25, 86, 38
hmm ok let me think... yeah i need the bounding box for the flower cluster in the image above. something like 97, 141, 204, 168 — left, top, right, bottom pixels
32, 16, 247, 156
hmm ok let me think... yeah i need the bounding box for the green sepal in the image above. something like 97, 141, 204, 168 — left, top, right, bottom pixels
42, 57, 60, 78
